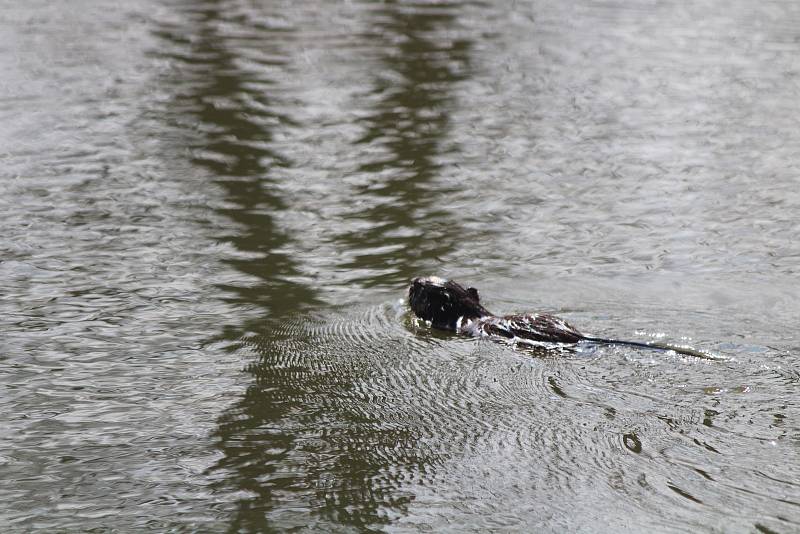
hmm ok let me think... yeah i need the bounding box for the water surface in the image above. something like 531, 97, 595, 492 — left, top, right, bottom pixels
1, 0, 799, 531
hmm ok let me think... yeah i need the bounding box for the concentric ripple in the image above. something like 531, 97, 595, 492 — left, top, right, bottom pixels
208, 299, 799, 532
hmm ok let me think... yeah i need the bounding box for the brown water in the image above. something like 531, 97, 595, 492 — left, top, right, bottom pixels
2, 0, 799, 532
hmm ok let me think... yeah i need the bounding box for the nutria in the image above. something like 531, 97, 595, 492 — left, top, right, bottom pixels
408, 276, 711, 358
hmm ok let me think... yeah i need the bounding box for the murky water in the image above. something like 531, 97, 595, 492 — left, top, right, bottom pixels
2, 0, 799, 531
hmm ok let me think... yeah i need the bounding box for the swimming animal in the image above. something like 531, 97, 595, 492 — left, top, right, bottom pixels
408, 276, 711, 358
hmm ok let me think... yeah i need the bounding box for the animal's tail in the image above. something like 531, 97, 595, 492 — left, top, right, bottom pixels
580, 336, 716, 360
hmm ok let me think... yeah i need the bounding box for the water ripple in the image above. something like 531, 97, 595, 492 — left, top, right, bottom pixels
3, 0, 800, 531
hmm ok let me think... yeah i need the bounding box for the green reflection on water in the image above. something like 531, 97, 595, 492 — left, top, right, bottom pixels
338, 2, 472, 288
153, 0, 472, 530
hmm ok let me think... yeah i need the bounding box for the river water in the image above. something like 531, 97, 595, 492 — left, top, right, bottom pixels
2, 0, 799, 532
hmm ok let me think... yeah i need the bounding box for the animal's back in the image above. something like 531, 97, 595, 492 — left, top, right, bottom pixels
462, 313, 584, 344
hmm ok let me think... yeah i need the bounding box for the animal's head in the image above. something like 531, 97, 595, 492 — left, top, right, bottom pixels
408, 276, 490, 330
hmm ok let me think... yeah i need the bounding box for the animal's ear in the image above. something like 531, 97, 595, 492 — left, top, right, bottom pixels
468, 287, 480, 302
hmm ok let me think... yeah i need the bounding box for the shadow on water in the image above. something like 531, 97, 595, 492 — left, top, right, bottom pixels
152, 0, 471, 530
338, 1, 473, 287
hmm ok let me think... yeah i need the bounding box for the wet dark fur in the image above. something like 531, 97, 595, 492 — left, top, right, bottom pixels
408, 276, 582, 343
408, 276, 714, 358
408, 277, 489, 330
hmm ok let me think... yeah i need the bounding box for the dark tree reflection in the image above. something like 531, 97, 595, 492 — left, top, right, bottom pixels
152, 0, 471, 530
152, 3, 323, 530
338, 1, 473, 288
